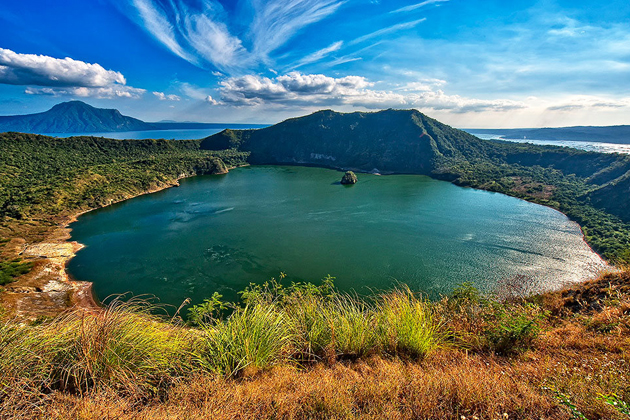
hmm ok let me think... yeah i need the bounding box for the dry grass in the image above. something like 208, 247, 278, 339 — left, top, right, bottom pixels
2, 269, 630, 419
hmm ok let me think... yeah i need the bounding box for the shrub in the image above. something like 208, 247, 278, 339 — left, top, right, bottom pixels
450, 281, 482, 304
485, 303, 547, 355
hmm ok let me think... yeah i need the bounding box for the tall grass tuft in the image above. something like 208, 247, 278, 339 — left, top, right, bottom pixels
196, 303, 295, 376
379, 288, 446, 359
1, 298, 196, 397
287, 293, 379, 360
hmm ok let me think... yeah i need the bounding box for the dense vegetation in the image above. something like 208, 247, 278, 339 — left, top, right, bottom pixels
0, 258, 33, 286
202, 109, 630, 262
2, 270, 630, 419
0, 132, 249, 222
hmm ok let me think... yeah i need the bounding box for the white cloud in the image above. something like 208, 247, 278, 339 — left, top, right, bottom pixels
131, 0, 199, 65
25, 85, 146, 99
153, 91, 181, 101
390, 0, 449, 14
545, 96, 630, 112
218, 71, 526, 112
0, 48, 125, 87
125, 0, 345, 71
205, 95, 219, 105
178, 82, 221, 105
0, 48, 145, 99
128, 0, 246, 71
179, 6, 249, 70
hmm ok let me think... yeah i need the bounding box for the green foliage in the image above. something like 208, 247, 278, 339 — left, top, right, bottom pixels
0, 259, 34, 285
545, 387, 589, 419
0, 132, 249, 220
238, 272, 335, 306
187, 292, 227, 326
599, 393, 630, 417
485, 303, 547, 355
450, 282, 482, 304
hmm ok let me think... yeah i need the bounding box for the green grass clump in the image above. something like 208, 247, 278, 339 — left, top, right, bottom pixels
379, 288, 446, 359
196, 303, 294, 376
1, 277, 449, 397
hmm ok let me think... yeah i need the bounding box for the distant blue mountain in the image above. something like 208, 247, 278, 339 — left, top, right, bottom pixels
0, 101, 152, 133
0, 101, 268, 134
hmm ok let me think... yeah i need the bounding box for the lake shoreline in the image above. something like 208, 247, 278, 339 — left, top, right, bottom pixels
0, 165, 248, 318
1, 163, 608, 319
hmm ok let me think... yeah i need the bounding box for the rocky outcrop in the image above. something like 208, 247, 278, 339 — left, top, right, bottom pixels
341, 171, 358, 184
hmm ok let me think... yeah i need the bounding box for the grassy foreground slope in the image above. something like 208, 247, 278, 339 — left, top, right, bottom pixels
2, 270, 630, 419
202, 109, 630, 262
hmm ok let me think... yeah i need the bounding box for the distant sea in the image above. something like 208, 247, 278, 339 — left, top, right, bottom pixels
40, 126, 267, 140
467, 132, 630, 155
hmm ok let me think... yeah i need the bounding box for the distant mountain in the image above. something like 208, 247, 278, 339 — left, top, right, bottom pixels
465, 126, 630, 144
0, 101, 269, 134
0, 101, 152, 133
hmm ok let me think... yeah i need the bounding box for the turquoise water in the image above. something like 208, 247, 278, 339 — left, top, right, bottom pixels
67, 166, 605, 308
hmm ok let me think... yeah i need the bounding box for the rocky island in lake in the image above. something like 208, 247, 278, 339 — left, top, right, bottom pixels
340, 171, 358, 184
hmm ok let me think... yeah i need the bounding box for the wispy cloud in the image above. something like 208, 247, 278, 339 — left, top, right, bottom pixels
324, 56, 362, 68
25, 85, 145, 99
349, 19, 426, 45
124, 0, 345, 72
390, 0, 449, 14
250, 0, 345, 59
289, 41, 343, 70
128, 0, 245, 71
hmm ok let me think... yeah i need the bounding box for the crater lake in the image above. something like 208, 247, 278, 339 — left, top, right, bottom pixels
67, 166, 606, 308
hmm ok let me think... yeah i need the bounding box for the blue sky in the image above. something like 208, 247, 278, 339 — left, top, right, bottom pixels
0, 0, 628, 127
